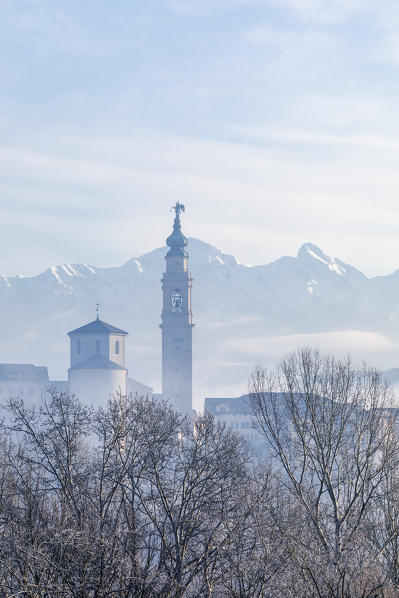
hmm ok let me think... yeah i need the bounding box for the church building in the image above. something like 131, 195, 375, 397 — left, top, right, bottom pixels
67, 315, 129, 405
0, 204, 193, 413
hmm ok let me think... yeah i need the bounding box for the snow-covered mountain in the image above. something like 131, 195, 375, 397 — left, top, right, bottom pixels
1, 238, 399, 408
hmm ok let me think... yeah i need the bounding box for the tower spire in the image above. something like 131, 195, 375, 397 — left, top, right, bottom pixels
161, 203, 193, 414
166, 202, 188, 257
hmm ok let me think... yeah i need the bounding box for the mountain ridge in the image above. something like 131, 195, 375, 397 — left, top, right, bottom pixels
1, 238, 399, 407
0, 239, 389, 284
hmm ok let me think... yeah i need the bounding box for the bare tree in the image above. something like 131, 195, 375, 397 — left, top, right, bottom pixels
249, 347, 399, 598
134, 411, 250, 598
0, 391, 253, 597
2, 356, 396, 598
363, 448, 399, 593
215, 465, 294, 598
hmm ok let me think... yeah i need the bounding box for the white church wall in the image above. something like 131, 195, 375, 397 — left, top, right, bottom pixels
108, 333, 125, 368
70, 333, 108, 368
127, 377, 153, 397
69, 368, 127, 408
70, 333, 125, 369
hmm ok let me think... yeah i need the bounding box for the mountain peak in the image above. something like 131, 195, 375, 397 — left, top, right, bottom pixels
298, 242, 328, 261
297, 243, 346, 276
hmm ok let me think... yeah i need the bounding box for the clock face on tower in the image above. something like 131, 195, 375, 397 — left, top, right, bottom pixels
171, 289, 183, 312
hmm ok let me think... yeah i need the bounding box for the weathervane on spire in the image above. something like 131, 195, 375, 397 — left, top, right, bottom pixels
96, 301, 100, 320
171, 201, 185, 217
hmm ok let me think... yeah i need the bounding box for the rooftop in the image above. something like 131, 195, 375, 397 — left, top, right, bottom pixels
204, 394, 253, 416
70, 355, 126, 371
0, 364, 49, 382
68, 317, 128, 336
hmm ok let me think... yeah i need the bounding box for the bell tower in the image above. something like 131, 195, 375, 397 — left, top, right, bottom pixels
160, 202, 193, 414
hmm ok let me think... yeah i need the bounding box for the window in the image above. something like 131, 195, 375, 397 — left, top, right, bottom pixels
231, 422, 239, 429
241, 422, 249, 429
171, 289, 183, 312
29, 387, 34, 395
96, 340, 101, 355
77, 340, 81, 355
0, 387, 2, 394
18, 387, 23, 395
115, 340, 120, 354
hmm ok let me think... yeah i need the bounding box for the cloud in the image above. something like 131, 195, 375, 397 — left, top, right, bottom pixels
168, 0, 373, 21
266, 0, 372, 23
228, 330, 399, 369
243, 24, 331, 47
1, 1, 399, 281
194, 329, 399, 407
2, 119, 399, 278
168, 0, 257, 13
371, 8, 399, 65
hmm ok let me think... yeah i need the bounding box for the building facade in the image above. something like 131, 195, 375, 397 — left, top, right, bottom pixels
67, 315, 153, 406
68, 316, 128, 406
205, 394, 267, 456
0, 363, 49, 406
160, 203, 194, 414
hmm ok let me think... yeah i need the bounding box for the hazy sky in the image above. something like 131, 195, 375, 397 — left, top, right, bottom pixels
2, 0, 399, 277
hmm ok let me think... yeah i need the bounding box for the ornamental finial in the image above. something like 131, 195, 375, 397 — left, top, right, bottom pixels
171, 201, 185, 218
166, 202, 188, 257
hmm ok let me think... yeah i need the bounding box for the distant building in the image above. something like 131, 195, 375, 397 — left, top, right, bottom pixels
68, 316, 129, 406
0, 315, 153, 408
0, 363, 49, 405
205, 394, 266, 455
66, 314, 153, 406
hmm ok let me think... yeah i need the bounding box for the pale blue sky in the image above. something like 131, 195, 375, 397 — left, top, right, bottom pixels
1, 0, 399, 276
